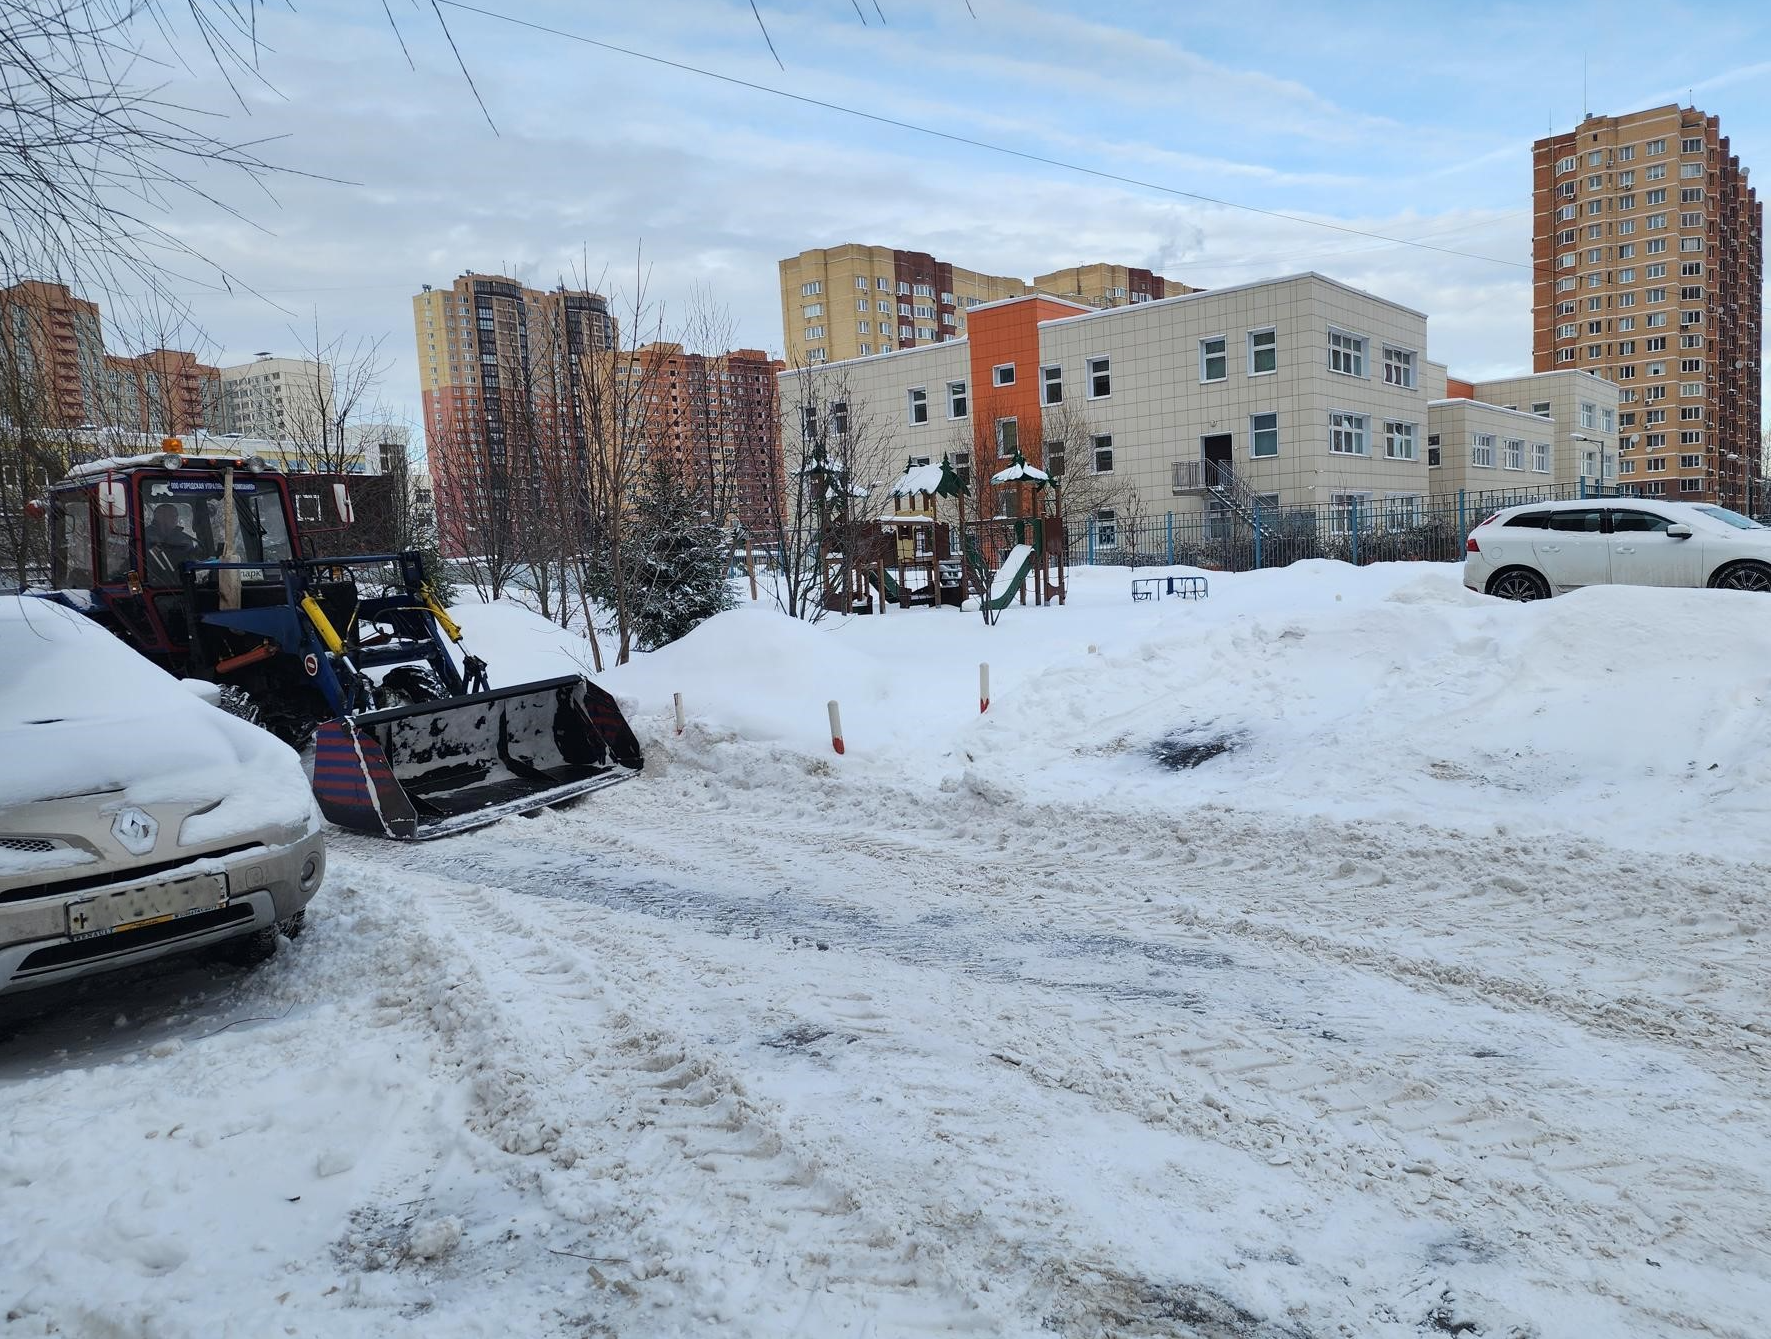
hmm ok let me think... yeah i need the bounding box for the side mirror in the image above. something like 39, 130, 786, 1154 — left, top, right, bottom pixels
98, 479, 127, 519
1666, 523, 1693, 539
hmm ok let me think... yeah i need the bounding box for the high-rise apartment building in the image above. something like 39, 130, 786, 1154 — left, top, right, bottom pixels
1533, 104, 1762, 507
1, 279, 223, 434
413, 273, 615, 554
0, 280, 109, 426
218, 355, 333, 442
101, 348, 221, 436
617, 342, 785, 537
779, 245, 1194, 367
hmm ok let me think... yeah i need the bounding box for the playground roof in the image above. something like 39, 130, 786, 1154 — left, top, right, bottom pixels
887, 460, 965, 499
991, 460, 1051, 485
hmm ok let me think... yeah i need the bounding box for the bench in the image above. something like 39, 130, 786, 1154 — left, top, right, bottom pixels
1131, 575, 1209, 602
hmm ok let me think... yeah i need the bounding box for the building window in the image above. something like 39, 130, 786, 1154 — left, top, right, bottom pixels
1680, 452, 1704, 467
1199, 335, 1227, 382
1329, 410, 1368, 455
1384, 420, 1417, 460
1094, 509, 1117, 549
1680, 237, 1705, 253
1248, 328, 1277, 375
1385, 494, 1422, 529
1382, 346, 1415, 388
800, 280, 822, 296
800, 404, 818, 441
1091, 435, 1113, 473
1502, 437, 1524, 470
830, 401, 849, 437
993, 363, 1015, 387
996, 417, 1018, 457
1329, 329, 1366, 377
1533, 442, 1551, 473
1681, 136, 1704, 154
908, 387, 928, 425
1647, 138, 1667, 156
1679, 477, 1704, 494
1251, 411, 1278, 457
1087, 356, 1111, 399
858, 343, 873, 356
1679, 381, 1705, 397
947, 380, 967, 419
1041, 364, 1062, 405
1045, 441, 1065, 478
1646, 456, 1667, 472
1620, 458, 1636, 475
857, 320, 870, 334
1618, 145, 1635, 162
1556, 155, 1577, 174
1470, 432, 1495, 468
1330, 493, 1373, 535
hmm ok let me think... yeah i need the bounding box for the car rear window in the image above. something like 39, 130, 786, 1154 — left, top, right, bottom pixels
1504, 512, 1551, 528
1547, 510, 1603, 532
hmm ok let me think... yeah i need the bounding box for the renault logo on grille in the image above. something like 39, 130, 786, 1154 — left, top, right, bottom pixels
111, 806, 159, 856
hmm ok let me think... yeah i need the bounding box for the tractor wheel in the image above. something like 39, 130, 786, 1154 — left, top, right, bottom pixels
380, 666, 447, 708
216, 684, 265, 728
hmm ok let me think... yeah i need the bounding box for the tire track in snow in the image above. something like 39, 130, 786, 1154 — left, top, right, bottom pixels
340, 857, 1004, 1337
344, 772, 1771, 1336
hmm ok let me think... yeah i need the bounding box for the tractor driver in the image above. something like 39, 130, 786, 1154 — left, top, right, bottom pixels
145, 502, 201, 584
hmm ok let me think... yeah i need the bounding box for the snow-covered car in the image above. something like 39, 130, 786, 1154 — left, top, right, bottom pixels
0, 596, 325, 995
1464, 498, 1771, 600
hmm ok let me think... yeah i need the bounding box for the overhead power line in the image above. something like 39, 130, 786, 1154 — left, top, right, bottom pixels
432, 0, 1529, 272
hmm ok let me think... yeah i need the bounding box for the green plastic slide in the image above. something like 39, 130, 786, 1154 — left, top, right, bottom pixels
983, 543, 1035, 612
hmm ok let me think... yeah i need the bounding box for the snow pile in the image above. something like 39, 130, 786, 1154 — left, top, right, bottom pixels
0, 597, 312, 853
456, 562, 1771, 856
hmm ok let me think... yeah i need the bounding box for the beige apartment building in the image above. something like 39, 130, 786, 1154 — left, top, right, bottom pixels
218, 355, 333, 441
778, 244, 1194, 367
779, 272, 1436, 546
1532, 104, 1762, 507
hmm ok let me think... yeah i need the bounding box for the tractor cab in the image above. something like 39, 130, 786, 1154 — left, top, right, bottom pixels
49, 449, 300, 664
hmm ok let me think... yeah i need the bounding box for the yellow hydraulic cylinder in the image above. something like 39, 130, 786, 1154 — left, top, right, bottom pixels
299, 594, 346, 655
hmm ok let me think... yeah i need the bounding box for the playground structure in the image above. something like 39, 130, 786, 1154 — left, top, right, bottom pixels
816, 451, 1068, 616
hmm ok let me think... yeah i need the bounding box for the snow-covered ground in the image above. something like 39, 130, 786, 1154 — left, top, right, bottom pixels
4, 560, 1769, 1337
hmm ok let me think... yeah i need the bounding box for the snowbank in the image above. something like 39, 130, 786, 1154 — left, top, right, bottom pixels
450, 562, 1771, 857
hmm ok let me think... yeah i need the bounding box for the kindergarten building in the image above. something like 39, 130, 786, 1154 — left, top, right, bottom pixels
778, 273, 1453, 546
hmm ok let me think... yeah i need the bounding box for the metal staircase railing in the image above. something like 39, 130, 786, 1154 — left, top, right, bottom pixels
1203, 460, 1275, 537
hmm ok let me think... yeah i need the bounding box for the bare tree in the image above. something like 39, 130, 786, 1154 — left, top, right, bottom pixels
772, 360, 897, 622
276, 318, 390, 475
0, 305, 64, 587
0, 2, 302, 306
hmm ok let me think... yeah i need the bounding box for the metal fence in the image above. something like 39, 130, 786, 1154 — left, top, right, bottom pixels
1071, 483, 1644, 572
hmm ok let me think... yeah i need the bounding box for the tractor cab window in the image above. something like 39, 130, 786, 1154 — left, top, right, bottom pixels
50, 493, 94, 590
140, 476, 293, 586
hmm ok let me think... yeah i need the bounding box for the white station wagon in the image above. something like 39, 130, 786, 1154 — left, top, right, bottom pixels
1464, 498, 1771, 600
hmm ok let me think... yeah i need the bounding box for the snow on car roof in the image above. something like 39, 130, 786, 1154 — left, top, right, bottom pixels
0, 597, 311, 832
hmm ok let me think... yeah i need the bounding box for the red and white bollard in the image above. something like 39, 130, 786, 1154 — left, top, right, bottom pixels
979, 661, 990, 714
827, 699, 845, 755
673, 691, 685, 736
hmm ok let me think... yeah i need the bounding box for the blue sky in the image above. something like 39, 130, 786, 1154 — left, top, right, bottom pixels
138, 0, 1771, 437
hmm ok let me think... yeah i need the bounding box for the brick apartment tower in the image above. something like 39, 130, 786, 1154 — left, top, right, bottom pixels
0, 280, 113, 427
413, 273, 615, 556
103, 348, 222, 436
1533, 105, 1763, 507
779, 244, 1196, 367
618, 342, 786, 538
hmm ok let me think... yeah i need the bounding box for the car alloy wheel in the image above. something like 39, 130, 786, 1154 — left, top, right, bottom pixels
1490, 570, 1548, 601
1714, 563, 1771, 592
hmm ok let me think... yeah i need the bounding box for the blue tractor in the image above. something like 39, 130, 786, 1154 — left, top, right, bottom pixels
41, 447, 642, 839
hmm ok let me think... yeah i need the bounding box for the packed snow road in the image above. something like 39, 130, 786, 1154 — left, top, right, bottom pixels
4, 565, 1769, 1336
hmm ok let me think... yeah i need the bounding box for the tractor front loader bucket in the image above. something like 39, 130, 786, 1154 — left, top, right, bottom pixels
311, 675, 643, 840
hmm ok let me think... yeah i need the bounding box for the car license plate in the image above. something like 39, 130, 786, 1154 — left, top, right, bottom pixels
65, 872, 228, 940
